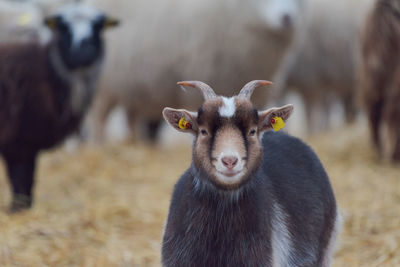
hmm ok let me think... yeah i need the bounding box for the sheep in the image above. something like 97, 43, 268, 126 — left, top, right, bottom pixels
270, 0, 374, 133
161, 80, 339, 266
358, 0, 400, 162
0, 0, 44, 44
0, 0, 73, 45
84, 0, 305, 143
0, 2, 119, 212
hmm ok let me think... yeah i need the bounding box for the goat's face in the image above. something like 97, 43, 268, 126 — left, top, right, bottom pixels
44, 3, 119, 70
163, 81, 293, 190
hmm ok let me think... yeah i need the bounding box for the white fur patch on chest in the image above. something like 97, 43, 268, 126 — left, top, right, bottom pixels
271, 202, 293, 267
219, 97, 236, 117
322, 211, 341, 267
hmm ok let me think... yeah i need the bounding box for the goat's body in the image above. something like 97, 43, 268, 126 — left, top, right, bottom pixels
162, 132, 337, 267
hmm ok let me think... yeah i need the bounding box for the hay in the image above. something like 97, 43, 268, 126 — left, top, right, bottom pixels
0, 124, 399, 266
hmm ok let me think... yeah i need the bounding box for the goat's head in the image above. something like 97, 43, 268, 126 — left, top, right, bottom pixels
163, 80, 293, 190
44, 3, 119, 70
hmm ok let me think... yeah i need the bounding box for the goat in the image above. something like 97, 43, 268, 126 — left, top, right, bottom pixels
162, 80, 339, 266
0, 2, 119, 212
359, 0, 400, 162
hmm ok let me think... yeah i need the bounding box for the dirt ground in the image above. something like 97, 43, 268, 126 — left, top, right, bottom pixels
0, 124, 399, 267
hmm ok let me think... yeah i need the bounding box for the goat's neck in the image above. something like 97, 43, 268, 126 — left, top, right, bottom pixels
191, 164, 266, 205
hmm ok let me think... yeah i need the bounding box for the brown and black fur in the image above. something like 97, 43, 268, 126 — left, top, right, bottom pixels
162, 166, 275, 266
162, 85, 338, 266
359, 0, 400, 162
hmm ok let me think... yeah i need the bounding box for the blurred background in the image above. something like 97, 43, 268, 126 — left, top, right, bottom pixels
0, 0, 399, 266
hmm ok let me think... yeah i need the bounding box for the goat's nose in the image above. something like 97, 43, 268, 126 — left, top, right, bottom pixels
221, 156, 238, 169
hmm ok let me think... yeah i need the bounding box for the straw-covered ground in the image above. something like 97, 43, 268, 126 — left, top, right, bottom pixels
0, 124, 399, 266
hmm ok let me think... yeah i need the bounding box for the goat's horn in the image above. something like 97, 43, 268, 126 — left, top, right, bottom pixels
238, 80, 272, 99
177, 81, 217, 101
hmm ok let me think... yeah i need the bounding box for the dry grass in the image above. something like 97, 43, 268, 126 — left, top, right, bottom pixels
0, 124, 399, 266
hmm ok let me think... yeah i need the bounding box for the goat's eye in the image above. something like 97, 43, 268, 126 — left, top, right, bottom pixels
249, 129, 256, 136
200, 129, 208, 136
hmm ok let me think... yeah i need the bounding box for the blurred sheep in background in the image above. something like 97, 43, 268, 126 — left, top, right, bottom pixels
84, 0, 305, 143
0, 0, 44, 44
0, 0, 72, 44
0, 2, 119, 212
271, 0, 374, 134
358, 0, 400, 163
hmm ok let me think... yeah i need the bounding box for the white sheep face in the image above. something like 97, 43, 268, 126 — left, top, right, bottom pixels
44, 3, 119, 70
257, 0, 306, 31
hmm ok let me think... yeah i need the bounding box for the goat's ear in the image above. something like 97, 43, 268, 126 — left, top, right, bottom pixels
163, 108, 198, 134
258, 104, 293, 132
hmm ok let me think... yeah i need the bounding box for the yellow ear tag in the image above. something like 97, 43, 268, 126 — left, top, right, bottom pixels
104, 18, 119, 28
178, 117, 191, 130
270, 116, 285, 132
18, 13, 32, 26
